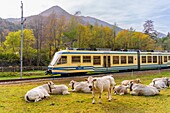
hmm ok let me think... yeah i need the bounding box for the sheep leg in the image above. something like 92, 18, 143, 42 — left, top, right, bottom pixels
92, 91, 95, 104
108, 87, 112, 101
34, 97, 42, 102
62, 91, 70, 95
98, 91, 102, 104
130, 91, 138, 95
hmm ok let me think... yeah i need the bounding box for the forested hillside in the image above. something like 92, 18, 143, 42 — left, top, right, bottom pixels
0, 6, 169, 67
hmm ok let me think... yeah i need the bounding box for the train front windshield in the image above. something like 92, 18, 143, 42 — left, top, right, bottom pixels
49, 52, 61, 66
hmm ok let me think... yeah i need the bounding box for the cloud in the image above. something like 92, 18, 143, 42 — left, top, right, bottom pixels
0, 0, 169, 33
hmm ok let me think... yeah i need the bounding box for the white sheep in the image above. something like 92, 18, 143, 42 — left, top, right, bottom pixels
128, 81, 159, 96
50, 85, 70, 95
114, 85, 128, 95
25, 81, 55, 102
149, 79, 168, 90
121, 78, 141, 86
69, 80, 91, 93
87, 75, 116, 104
152, 77, 170, 87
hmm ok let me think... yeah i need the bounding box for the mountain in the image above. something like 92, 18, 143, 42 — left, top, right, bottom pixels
6, 5, 122, 33
39, 6, 71, 19
157, 32, 166, 38
4, 5, 166, 37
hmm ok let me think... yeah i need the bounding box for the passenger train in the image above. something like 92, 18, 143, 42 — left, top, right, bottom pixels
46, 49, 170, 75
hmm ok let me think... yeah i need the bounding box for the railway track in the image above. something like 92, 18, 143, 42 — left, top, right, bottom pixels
0, 68, 170, 84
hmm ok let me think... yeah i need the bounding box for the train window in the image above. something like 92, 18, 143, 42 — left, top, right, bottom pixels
72, 56, 81, 63
113, 56, 119, 64
168, 56, 170, 60
83, 56, 91, 63
148, 56, 152, 63
58, 56, 67, 64
121, 56, 126, 64
93, 56, 101, 65
153, 56, 157, 63
128, 56, 133, 64
142, 56, 146, 63
164, 56, 167, 62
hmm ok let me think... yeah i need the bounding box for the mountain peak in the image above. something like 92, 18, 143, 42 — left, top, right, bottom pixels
39, 5, 71, 17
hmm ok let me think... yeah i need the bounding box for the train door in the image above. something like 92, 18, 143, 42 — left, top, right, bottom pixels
103, 56, 111, 71
158, 56, 163, 65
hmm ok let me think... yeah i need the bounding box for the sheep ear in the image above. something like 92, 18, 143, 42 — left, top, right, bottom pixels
93, 79, 97, 81
130, 81, 133, 84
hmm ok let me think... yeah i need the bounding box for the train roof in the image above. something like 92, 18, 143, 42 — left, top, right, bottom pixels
56, 50, 170, 55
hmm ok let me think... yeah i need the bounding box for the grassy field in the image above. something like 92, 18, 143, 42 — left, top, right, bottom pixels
0, 71, 55, 80
0, 70, 170, 113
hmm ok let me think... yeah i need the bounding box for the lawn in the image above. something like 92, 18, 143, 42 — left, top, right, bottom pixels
0, 70, 170, 113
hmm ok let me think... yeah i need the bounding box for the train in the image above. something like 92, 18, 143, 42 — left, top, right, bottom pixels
46, 49, 170, 75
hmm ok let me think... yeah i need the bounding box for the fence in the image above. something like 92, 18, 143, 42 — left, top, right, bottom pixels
0, 66, 48, 72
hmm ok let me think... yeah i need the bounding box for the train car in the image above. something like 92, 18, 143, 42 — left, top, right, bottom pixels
46, 49, 170, 75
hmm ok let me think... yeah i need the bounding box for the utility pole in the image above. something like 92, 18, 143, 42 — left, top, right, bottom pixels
20, 1, 26, 79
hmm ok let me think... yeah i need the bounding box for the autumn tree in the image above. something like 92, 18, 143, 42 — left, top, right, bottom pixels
115, 30, 156, 50
23, 29, 36, 65
3, 29, 36, 66
28, 15, 45, 66
44, 13, 58, 59
63, 16, 79, 48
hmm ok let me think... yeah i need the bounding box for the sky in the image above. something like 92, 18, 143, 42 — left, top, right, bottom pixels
0, 0, 170, 34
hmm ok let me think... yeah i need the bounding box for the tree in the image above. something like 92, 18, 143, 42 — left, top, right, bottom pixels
3, 29, 36, 66
29, 15, 45, 66
23, 29, 36, 66
143, 20, 158, 41
63, 16, 79, 48
4, 31, 20, 54
43, 13, 58, 59
115, 30, 156, 50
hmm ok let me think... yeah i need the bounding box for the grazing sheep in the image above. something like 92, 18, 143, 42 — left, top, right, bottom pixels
25, 81, 55, 102
69, 80, 91, 93
50, 85, 70, 95
86, 75, 116, 104
121, 78, 141, 86
114, 85, 128, 95
128, 81, 159, 96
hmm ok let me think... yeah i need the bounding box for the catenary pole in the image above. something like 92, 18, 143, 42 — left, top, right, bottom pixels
20, 1, 25, 79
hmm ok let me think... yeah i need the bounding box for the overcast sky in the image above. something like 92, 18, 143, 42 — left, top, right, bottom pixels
0, 0, 170, 34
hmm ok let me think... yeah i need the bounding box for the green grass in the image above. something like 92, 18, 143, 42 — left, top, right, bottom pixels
0, 71, 59, 80
0, 71, 170, 113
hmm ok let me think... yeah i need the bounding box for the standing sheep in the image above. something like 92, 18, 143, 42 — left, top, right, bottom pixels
86, 75, 116, 104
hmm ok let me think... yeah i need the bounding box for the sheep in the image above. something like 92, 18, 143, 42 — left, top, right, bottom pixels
149, 78, 169, 90
152, 77, 170, 87
128, 81, 159, 96
121, 78, 141, 86
86, 75, 116, 104
50, 85, 70, 95
25, 81, 55, 102
69, 80, 91, 93
114, 85, 128, 95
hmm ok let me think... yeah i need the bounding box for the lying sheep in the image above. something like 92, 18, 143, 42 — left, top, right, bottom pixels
114, 85, 128, 95
128, 81, 159, 96
50, 85, 70, 95
149, 77, 170, 90
121, 78, 141, 86
69, 80, 91, 93
25, 81, 55, 102
152, 77, 170, 87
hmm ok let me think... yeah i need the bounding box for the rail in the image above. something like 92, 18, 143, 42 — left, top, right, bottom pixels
0, 66, 47, 72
